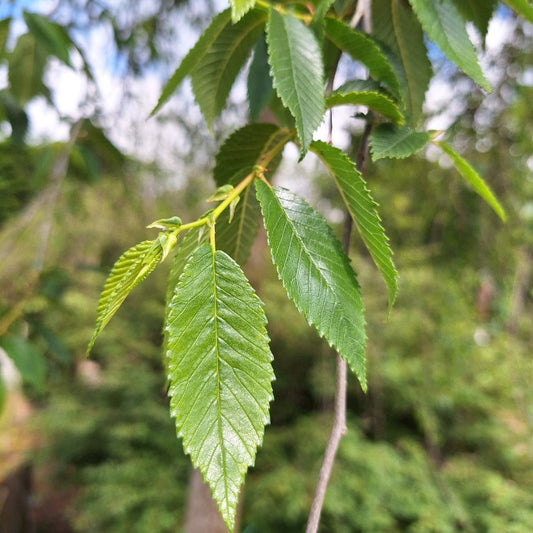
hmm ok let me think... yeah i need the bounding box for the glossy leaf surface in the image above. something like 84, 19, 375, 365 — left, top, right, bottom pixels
370, 124, 430, 161
166, 243, 274, 531
256, 181, 366, 389
311, 141, 398, 307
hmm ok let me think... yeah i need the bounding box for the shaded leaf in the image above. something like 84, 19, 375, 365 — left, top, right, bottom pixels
231, 0, 257, 22
436, 141, 506, 221
87, 240, 162, 355
324, 17, 400, 99
311, 141, 398, 307
370, 124, 429, 161
247, 33, 273, 122
372, 0, 432, 126
451, 0, 498, 39
166, 243, 274, 531
326, 88, 404, 125
0, 18, 10, 57
408, 0, 490, 91
256, 181, 366, 388
191, 8, 266, 127
150, 9, 231, 116
266, 9, 324, 155
502, 0, 533, 25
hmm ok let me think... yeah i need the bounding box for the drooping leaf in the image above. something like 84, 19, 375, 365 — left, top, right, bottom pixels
8, 33, 50, 105
0, 18, 10, 57
326, 88, 404, 125
0, 334, 47, 391
230, 0, 257, 22
214, 123, 292, 186
436, 141, 507, 221
87, 240, 162, 355
408, 0, 490, 91
324, 17, 400, 100
310, 141, 398, 307
256, 181, 366, 388
503, 0, 533, 24
370, 124, 430, 161
166, 243, 274, 531
451, 0, 498, 39
0, 89, 29, 144
247, 33, 273, 122
266, 9, 325, 156
150, 9, 231, 116
372, 0, 432, 126
191, 8, 266, 127
23, 10, 72, 67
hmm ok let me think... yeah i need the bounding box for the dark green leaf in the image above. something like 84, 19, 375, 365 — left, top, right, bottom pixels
324, 17, 400, 99
266, 9, 325, 156
408, 0, 490, 91
370, 124, 430, 161
502, 0, 533, 24
451, 0, 498, 39
150, 9, 231, 116
372, 0, 432, 126
230, 0, 257, 22
247, 33, 273, 122
256, 181, 366, 388
87, 240, 162, 355
0, 18, 10, 57
166, 243, 274, 531
436, 141, 506, 221
326, 88, 404, 125
311, 141, 398, 307
191, 8, 266, 127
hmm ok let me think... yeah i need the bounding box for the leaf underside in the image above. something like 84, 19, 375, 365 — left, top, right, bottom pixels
436, 141, 506, 221
408, 0, 490, 91
311, 141, 398, 307
166, 243, 274, 531
370, 124, 430, 161
266, 9, 325, 155
256, 181, 366, 389
87, 240, 162, 355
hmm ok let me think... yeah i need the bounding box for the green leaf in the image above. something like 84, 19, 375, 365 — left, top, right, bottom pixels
23, 10, 72, 67
502, 0, 533, 25
230, 0, 257, 22
0, 18, 10, 57
370, 124, 430, 161
247, 33, 273, 122
266, 9, 325, 156
191, 8, 266, 127
324, 17, 400, 100
451, 0, 498, 39
326, 88, 404, 125
310, 141, 398, 307
256, 181, 366, 388
166, 243, 274, 531
408, 0, 490, 91
372, 0, 432, 126
8, 33, 50, 105
150, 9, 231, 116
0, 334, 47, 391
436, 141, 507, 221
87, 240, 162, 355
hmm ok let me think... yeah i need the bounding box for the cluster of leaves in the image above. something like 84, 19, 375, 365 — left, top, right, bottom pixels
85, 0, 532, 529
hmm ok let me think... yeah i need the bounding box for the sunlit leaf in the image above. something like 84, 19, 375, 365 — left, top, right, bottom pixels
230, 0, 257, 22
503, 0, 533, 24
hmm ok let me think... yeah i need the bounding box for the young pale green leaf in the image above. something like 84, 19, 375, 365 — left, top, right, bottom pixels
87, 240, 162, 355
436, 141, 507, 221
166, 243, 274, 531
230, 0, 257, 22
324, 17, 400, 100
503, 0, 533, 24
191, 8, 266, 127
372, 0, 432, 126
310, 141, 398, 307
326, 89, 404, 125
408, 0, 490, 92
23, 10, 72, 67
256, 181, 366, 389
0, 18, 11, 57
370, 124, 430, 161
150, 9, 231, 116
451, 0, 497, 39
266, 9, 324, 156
8, 33, 50, 105
247, 33, 273, 122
